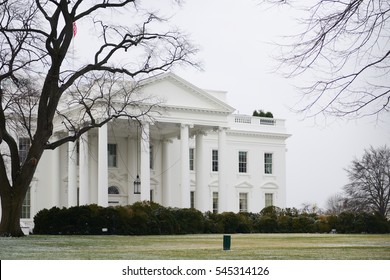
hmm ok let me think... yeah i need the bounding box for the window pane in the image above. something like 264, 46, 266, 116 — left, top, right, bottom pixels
213, 192, 218, 213
150, 145, 154, 169
264, 153, 273, 174
190, 191, 195, 208
108, 186, 120, 194
108, 144, 117, 167
239, 192, 248, 212
21, 187, 31, 219
212, 150, 218, 172
189, 148, 194, 171
239, 151, 247, 173
265, 193, 273, 207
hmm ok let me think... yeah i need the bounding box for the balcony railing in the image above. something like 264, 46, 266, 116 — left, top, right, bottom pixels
232, 115, 278, 126
228, 114, 286, 133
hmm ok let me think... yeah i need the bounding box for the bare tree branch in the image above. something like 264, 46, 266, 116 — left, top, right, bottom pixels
343, 146, 390, 217
263, 0, 390, 118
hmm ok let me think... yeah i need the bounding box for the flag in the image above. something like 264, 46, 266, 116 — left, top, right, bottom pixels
73, 22, 77, 37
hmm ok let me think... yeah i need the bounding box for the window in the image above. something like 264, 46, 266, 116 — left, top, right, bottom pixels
212, 150, 218, 172
189, 148, 194, 171
239, 193, 248, 212
264, 153, 273, 174
212, 192, 218, 213
18, 138, 30, 163
238, 151, 247, 173
265, 193, 273, 207
190, 191, 195, 208
150, 190, 154, 202
149, 144, 154, 169
108, 186, 120, 195
21, 187, 31, 219
108, 144, 117, 167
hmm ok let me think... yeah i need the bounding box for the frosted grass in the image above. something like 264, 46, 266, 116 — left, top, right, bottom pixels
0, 234, 389, 260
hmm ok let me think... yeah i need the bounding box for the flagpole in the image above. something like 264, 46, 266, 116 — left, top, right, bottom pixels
72, 21, 77, 71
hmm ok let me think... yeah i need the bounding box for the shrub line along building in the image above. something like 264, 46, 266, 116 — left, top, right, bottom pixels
2, 73, 290, 231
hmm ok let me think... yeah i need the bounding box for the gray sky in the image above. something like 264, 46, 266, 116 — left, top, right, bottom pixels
74, 0, 390, 209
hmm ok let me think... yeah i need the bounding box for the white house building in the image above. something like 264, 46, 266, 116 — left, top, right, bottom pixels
5, 73, 290, 230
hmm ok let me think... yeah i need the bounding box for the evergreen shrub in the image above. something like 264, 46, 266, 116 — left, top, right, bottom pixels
33, 203, 390, 235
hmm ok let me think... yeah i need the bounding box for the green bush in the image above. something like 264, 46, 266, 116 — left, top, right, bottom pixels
33, 204, 390, 235
171, 208, 204, 234
203, 212, 224, 233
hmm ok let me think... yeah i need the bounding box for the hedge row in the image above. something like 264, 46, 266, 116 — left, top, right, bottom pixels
33, 202, 390, 235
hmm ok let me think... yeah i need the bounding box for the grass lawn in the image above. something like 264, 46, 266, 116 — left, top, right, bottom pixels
0, 233, 389, 260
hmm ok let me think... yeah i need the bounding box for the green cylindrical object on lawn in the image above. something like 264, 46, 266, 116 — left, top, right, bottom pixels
223, 235, 231, 250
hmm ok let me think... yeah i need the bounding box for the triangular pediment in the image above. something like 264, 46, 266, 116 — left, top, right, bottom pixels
235, 181, 254, 189
139, 73, 235, 114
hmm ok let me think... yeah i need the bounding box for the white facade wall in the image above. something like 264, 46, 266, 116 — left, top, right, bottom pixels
1, 73, 290, 230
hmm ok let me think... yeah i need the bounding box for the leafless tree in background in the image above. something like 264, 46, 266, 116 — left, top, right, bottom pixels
261, 0, 390, 118
325, 193, 347, 215
343, 146, 390, 218
0, 0, 197, 236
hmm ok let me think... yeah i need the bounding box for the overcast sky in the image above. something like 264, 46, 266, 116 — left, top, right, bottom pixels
74, 0, 390, 209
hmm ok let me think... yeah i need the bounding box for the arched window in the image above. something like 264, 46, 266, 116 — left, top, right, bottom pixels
108, 186, 120, 195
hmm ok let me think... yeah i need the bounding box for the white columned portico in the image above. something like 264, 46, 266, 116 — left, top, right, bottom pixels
98, 123, 108, 207
195, 131, 208, 212
67, 138, 77, 207
218, 127, 228, 213
180, 124, 191, 208
79, 132, 89, 205
140, 122, 150, 201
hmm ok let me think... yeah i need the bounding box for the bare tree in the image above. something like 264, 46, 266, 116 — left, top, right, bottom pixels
261, 0, 390, 118
343, 146, 390, 218
0, 0, 197, 237
325, 193, 347, 215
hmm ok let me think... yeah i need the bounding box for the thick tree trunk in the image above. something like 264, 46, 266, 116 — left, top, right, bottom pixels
0, 190, 25, 237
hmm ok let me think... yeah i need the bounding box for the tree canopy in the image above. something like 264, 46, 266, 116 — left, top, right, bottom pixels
343, 146, 390, 217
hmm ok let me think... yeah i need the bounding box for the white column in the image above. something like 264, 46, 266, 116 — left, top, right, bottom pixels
195, 131, 208, 212
180, 124, 190, 208
218, 127, 228, 213
162, 139, 171, 207
140, 122, 150, 201
67, 139, 77, 207
79, 132, 89, 205
98, 124, 108, 207
127, 136, 136, 205
51, 137, 60, 207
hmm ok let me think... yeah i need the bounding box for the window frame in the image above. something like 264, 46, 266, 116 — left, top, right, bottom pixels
189, 148, 194, 171
238, 151, 248, 173
212, 149, 218, 172
21, 187, 31, 219
190, 191, 195, 208
265, 193, 274, 208
264, 153, 273, 174
107, 143, 117, 168
212, 192, 218, 213
239, 192, 248, 213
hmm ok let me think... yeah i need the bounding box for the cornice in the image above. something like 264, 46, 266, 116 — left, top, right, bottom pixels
227, 130, 291, 140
